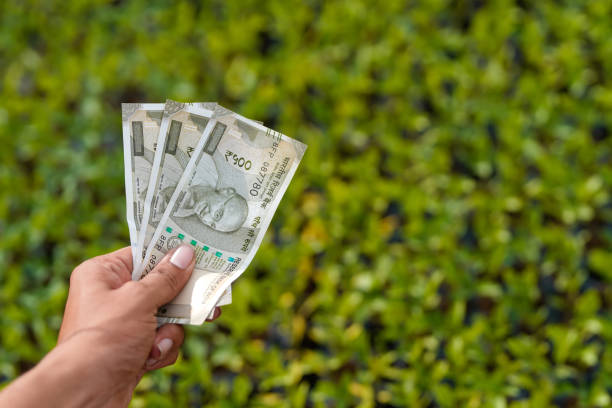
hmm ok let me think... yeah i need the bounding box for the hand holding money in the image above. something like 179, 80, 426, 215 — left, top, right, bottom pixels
0, 100, 306, 407
122, 101, 307, 324
0, 245, 217, 407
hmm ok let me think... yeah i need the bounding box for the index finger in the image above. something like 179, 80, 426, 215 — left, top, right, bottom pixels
82, 246, 134, 288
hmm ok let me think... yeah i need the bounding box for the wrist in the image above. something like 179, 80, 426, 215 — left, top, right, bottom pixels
0, 329, 114, 408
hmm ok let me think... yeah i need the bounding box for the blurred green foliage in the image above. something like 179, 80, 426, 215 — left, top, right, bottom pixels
1, 0, 612, 406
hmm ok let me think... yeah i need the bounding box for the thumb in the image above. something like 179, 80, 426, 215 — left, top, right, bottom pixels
138, 244, 195, 309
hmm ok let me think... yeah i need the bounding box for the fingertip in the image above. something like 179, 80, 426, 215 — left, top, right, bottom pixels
155, 323, 185, 347
147, 324, 185, 369
169, 244, 195, 269
207, 307, 222, 321
139, 246, 196, 308
146, 349, 180, 371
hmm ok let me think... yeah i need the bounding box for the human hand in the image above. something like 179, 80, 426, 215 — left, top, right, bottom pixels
0, 244, 223, 408
55, 244, 220, 406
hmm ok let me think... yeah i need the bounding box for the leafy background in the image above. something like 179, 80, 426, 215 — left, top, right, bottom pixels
1, 0, 611, 406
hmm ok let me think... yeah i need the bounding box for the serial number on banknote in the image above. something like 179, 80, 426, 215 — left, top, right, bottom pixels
250, 161, 270, 197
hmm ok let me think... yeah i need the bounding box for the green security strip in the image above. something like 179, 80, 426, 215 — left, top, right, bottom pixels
203, 246, 209, 251
190, 240, 197, 246
215, 251, 222, 257
178, 233, 184, 240
166, 227, 172, 233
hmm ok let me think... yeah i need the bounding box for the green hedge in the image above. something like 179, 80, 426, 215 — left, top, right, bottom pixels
1, 0, 611, 406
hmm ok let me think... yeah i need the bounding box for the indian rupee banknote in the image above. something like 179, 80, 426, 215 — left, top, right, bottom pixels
134, 102, 215, 266
134, 102, 256, 268
130, 102, 262, 308
128, 101, 231, 307
121, 103, 164, 266
139, 100, 307, 324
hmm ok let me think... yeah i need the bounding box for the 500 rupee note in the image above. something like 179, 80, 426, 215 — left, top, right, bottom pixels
134, 101, 231, 307
121, 103, 164, 266
141, 106, 307, 324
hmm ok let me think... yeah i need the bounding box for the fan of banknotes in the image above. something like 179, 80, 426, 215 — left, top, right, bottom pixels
122, 101, 307, 325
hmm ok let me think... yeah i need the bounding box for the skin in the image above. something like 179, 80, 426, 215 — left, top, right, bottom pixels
0, 245, 220, 408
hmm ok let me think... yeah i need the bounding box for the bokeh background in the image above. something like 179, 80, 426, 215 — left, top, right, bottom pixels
1, 0, 612, 406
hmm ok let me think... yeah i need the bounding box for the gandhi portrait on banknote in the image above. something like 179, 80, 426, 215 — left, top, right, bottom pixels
155, 151, 248, 233
172, 185, 247, 232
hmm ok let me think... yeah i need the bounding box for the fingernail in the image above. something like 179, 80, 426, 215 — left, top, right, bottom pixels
213, 307, 221, 319
146, 338, 174, 368
157, 338, 174, 359
170, 245, 194, 269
